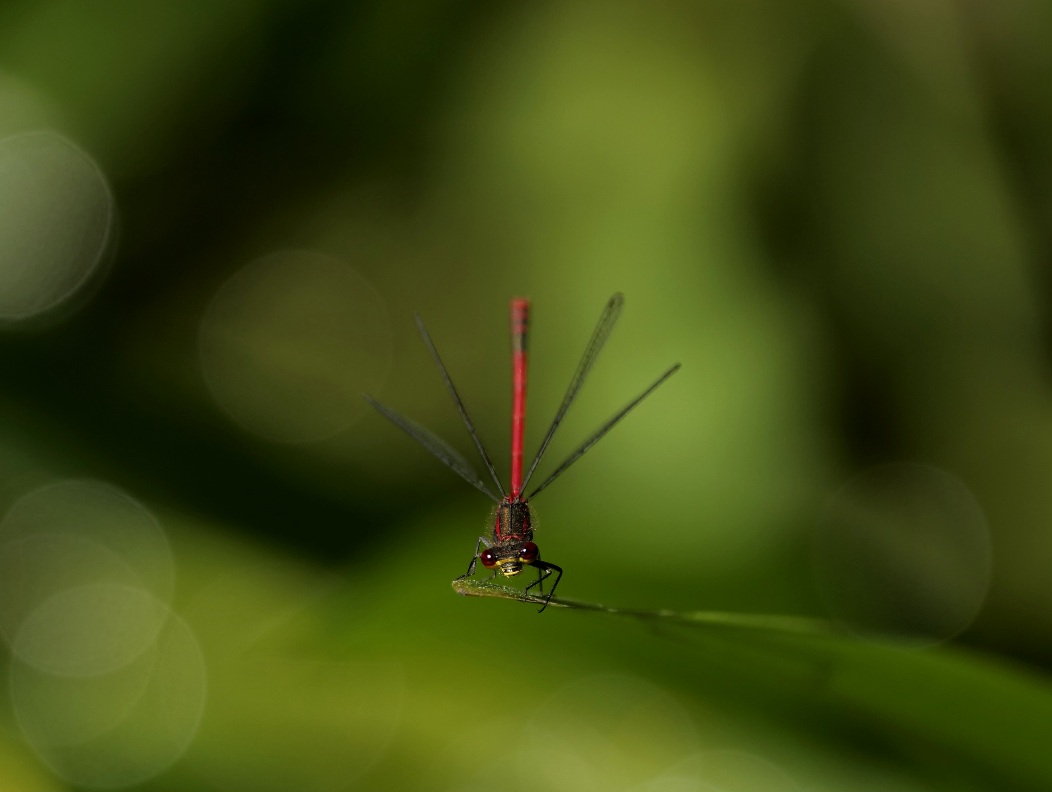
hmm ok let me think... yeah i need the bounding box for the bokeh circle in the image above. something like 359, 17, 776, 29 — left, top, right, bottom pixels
813, 463, 991, 645
199, 250, 391, 443
0, 131, 113, 320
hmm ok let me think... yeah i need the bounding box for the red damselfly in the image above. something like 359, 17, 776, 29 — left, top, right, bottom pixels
365, 293, 679, 611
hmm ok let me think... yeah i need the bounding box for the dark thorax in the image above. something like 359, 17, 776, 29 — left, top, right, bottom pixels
482, 499, 539, 577
495, 499, 532, 541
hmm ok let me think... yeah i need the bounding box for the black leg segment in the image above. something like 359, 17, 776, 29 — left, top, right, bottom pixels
525, 560, 563, 613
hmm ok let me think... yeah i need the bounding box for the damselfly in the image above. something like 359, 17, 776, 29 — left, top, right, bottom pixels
365, 293, 679, 611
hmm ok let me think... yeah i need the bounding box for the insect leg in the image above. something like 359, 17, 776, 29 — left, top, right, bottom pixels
525, 560, 562, 613
456, 536, 492, 580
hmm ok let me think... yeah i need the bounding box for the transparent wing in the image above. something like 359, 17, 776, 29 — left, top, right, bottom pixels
364, 395, 499, 502
527, 363, 680, 500
520, 293, 624, 494
414, 315, 507, 499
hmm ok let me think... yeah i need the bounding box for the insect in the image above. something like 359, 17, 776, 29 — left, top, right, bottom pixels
365, 293, 679, 611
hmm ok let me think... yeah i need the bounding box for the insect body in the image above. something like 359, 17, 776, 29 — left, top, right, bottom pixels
468, 500, 549, 586
365, 293, 678, 611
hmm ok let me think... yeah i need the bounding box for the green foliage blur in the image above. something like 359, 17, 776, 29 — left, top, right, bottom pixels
1, 1, 1051, 790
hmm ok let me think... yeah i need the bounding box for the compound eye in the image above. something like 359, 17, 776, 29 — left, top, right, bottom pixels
518, 541, 539, 563
480, 549, 498, 568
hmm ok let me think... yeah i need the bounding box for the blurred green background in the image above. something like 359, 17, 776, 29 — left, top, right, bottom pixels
0, 1, 1051, 790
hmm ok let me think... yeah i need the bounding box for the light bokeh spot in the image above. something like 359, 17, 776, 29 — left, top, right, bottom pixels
0, 131, 113, 320
12, 609, 207, 789
13, 583, 168, 677
199, 250, 391, 443
0, 479, 174, 649
814, 463, 991, 645
0, 481, 204, 789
